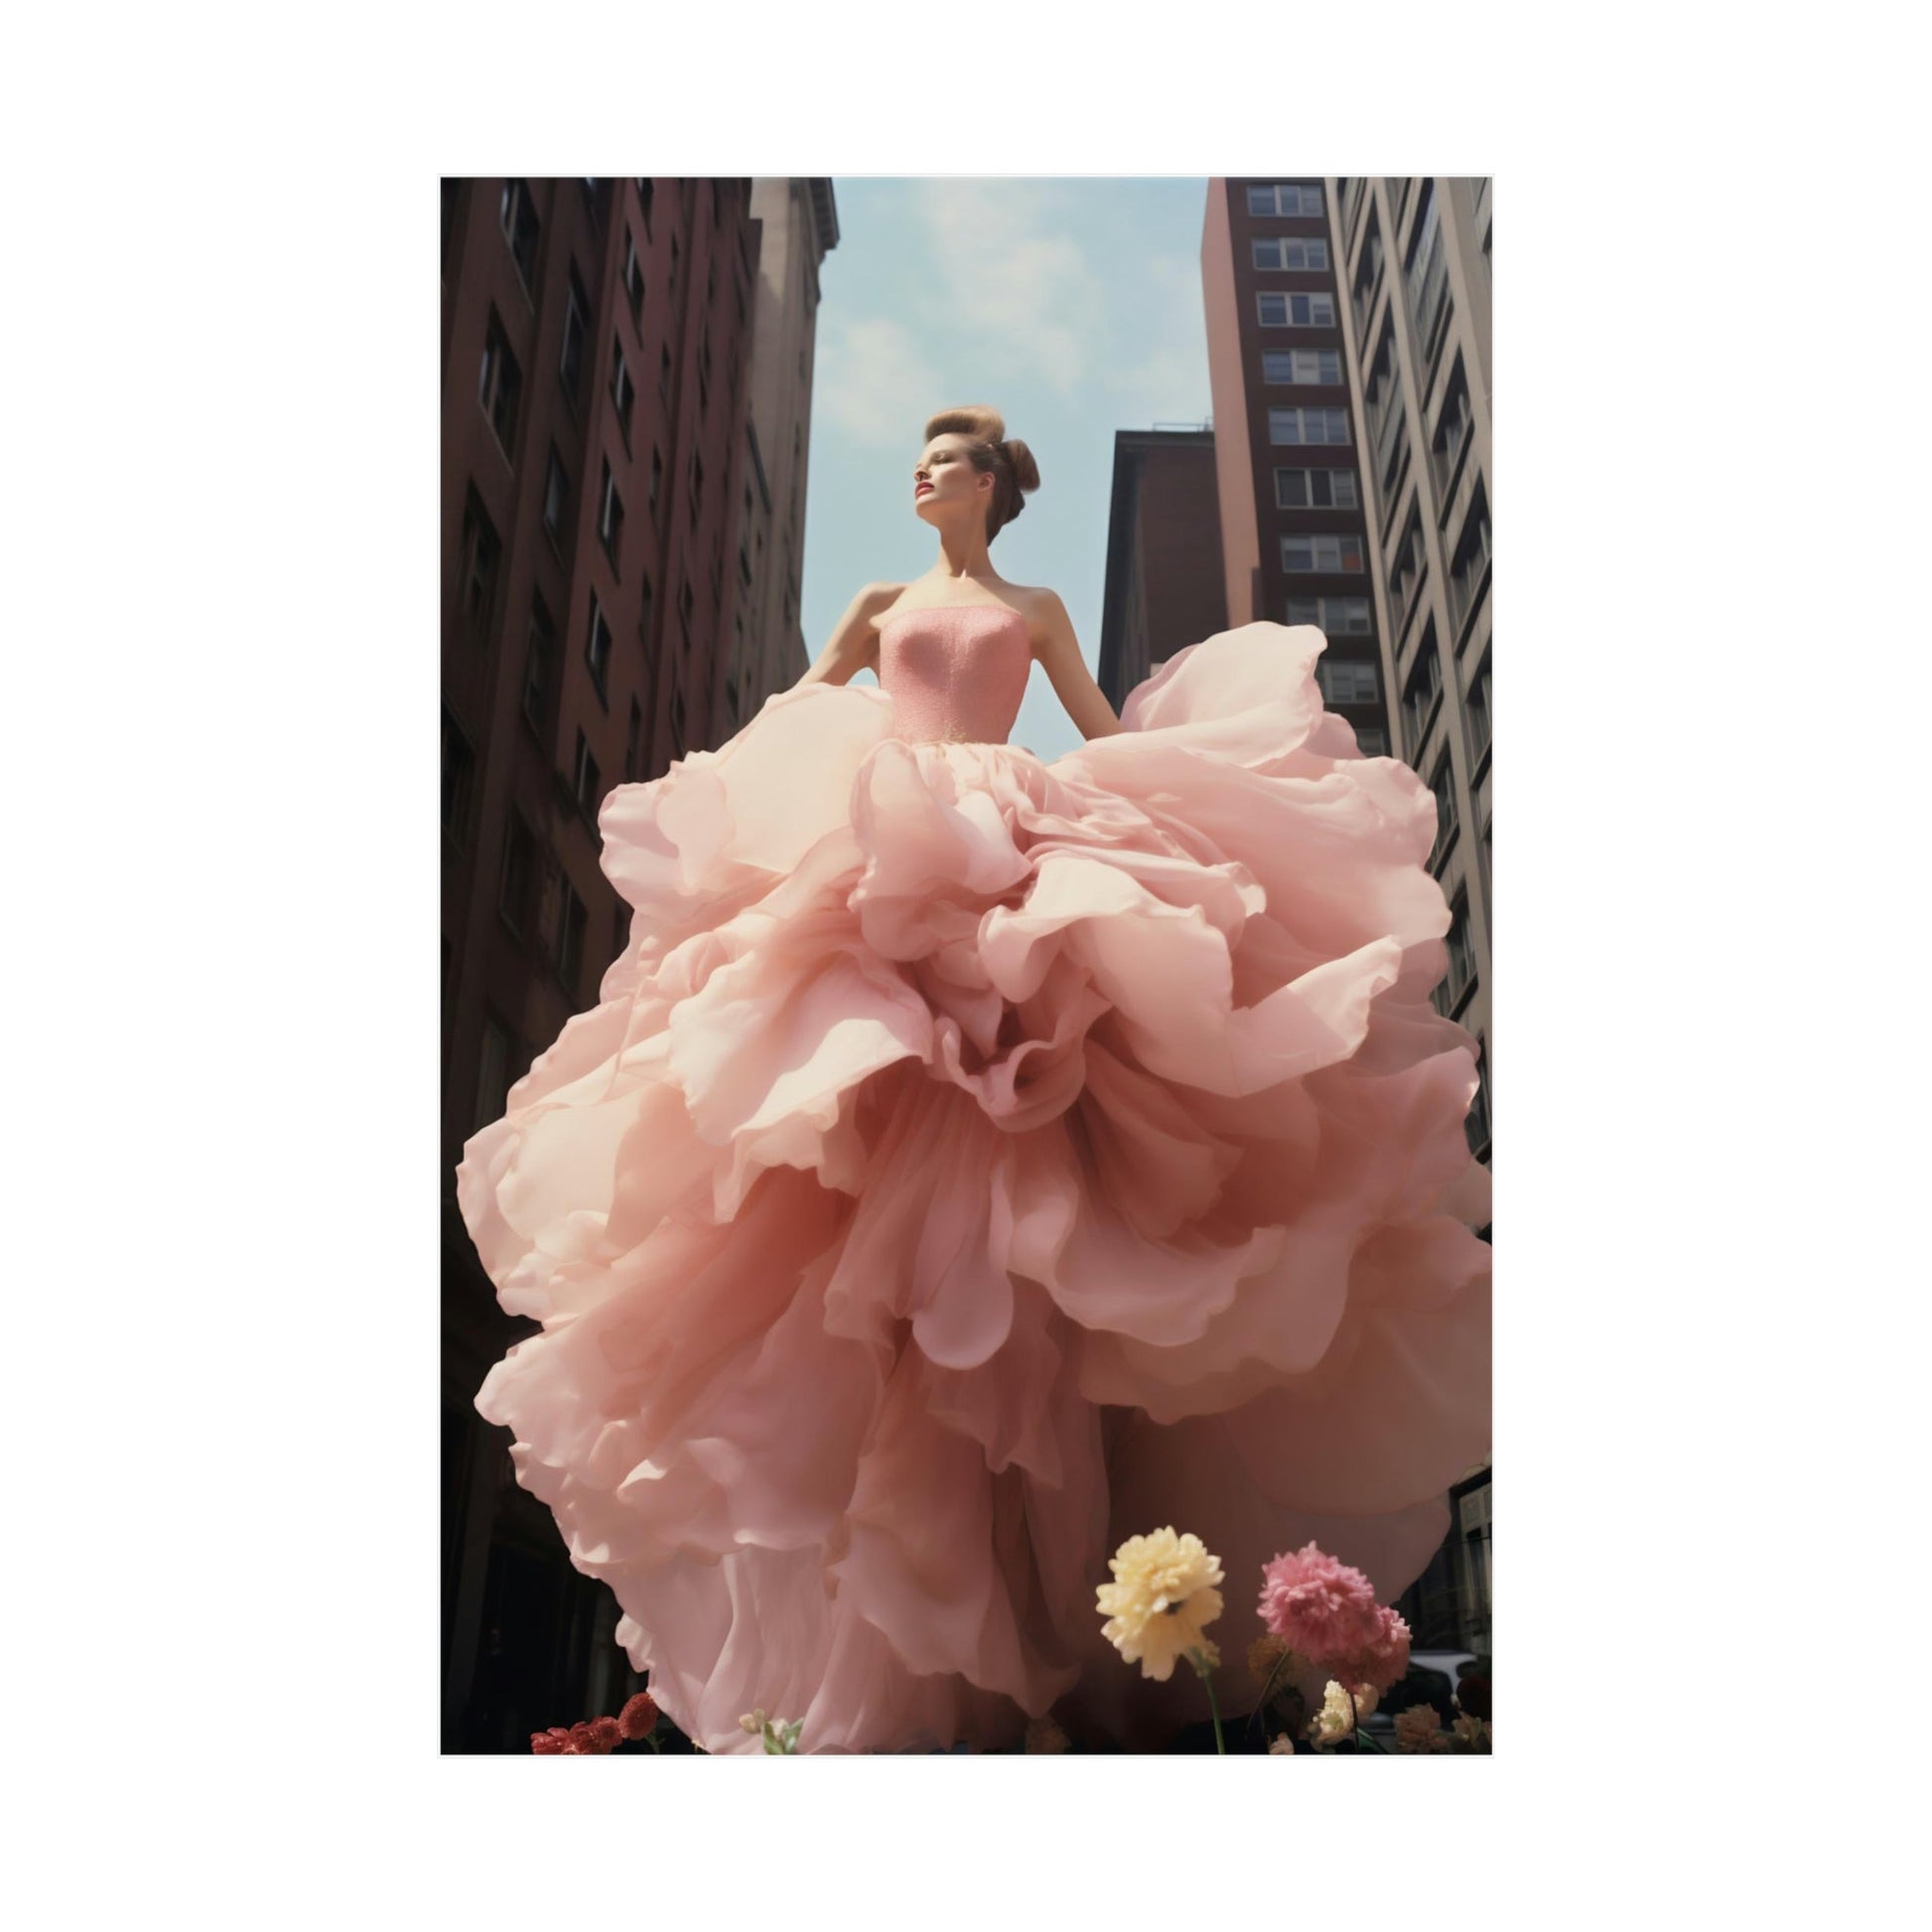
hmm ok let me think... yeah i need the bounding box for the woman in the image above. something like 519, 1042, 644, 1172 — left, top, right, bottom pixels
456, 405, 1491, 1754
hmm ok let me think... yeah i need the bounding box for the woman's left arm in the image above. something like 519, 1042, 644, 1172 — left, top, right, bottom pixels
1035, 592, 1127, 741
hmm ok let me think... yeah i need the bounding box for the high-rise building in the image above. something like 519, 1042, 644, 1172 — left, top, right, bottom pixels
439, 177, 766, 1751
1331, 175, 1492, 1656
1326, 176, 1490, 1156
1096, 427, 1228, 711
1201, 178, 1390, 759
1203, 177, 1492, 1655
724, 179, 839, 726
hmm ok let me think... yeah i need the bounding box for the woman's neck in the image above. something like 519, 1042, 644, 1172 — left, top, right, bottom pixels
930, 524, 995, 580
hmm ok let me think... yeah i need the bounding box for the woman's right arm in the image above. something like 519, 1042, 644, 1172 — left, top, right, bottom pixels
790, 582, 901, 689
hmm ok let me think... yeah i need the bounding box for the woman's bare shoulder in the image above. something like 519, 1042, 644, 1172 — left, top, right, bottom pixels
1005, 584, 1070, 653
856, 582, 911, 631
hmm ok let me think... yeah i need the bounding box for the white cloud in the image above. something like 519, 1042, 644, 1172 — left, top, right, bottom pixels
913, 180, 1107, 397
817, 314, 944, 449
1105, 251, 1211, 423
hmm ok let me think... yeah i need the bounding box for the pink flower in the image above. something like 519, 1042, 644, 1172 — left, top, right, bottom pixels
1257, 1542, 1381, 1668
563, 1722, 602, 1754
587, 1717, 623, 1754
531, 1727, 570, 1755
1325, 1605, 1412, 1695
618, 1693, 658, 1740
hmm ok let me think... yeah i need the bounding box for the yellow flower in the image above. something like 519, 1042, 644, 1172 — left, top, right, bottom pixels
1306, 1680, 1378, 1747
1095, 1527, 1225, 1682
1268, 1735, 1298, 1755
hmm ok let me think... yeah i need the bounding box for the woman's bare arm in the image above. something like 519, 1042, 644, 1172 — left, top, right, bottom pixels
1034, 591, 1127, 740
790, 582, 900, 689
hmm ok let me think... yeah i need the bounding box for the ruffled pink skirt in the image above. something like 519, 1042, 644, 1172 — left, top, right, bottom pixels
456, 621, 1491, 1752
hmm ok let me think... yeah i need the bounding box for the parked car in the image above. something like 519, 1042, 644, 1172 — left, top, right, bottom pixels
1359, 1649, 1479, 1745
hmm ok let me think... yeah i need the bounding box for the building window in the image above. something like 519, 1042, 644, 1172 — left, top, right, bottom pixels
458, 489, 500, 638
498, 813, 537, 938
1438, 891, 1474, 1013
475, 1014, 516, 1134
1263, 347, 1343, 386
658, 344, 672, 399
541, 865, 587, 993
1449, 483, 1493, 632
650, 446, 664, 510
1275, 467, 1358, 510
1352, 212, 1385, 339
1465, 652, 1492, 766
478, 311, 521, 454
1257, 290, 1336, 328
1432, 356, 1473, 498
638, 573, 654, 648
572, 729, 601, 818
668, 232, 680, 296
635, 178, 654, 229
441, 708, 474, 844
560, 265, 589, 402
1316, 657, 1380, 706
1356, 725, 1389, 758
580, 178, 602, 222
625, 698, 643, 783
611, 342, 633, 444
1405, 633, 1444, 750
1247, 183, 1323, 217
688, 451, 705, 525
497, 179, 539, 294
1287, 595, 1373, 634
1389, 507, 1427, 634
1405, 182, 1451, 367
622, 229, 644, 320
586, 594, 613, 700
1465, 1039, 1491, 1158
521, 598, 554, 732
1252, 237, 1329, 272
1429, 755, 1459, 871
1268, 407, 1350, 447
541, 447, 569, 543
677, 578, 695, 628
1281, 532, 1365, 574
598, 461, 624, 569
669, 681, 688, 755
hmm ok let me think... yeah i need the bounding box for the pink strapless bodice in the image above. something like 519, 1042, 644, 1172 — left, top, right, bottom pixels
877, 604, 1033, 746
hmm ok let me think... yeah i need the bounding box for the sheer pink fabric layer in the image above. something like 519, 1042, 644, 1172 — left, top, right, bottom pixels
455, 619, 1491, 1753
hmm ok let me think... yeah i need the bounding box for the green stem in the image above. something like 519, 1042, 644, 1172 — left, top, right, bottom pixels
1189, 1650, 1225, 1755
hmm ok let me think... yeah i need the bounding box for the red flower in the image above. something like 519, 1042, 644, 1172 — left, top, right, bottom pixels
564, 1722, 600, 1754
588, 1717, 622, 1753
531, 1728, 569, 1755
619, 1692, 659, 1740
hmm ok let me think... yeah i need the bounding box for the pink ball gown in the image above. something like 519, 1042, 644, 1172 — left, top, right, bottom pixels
455, 605, 1491, 1753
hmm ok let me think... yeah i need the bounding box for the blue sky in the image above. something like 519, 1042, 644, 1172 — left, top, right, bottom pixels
800, 178, 1213, 761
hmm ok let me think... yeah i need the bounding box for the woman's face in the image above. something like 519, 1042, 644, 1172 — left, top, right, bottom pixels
912, 433, 992, 530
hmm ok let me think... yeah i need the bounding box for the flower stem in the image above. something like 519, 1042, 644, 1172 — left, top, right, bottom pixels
1188, 1649, 1225, 1755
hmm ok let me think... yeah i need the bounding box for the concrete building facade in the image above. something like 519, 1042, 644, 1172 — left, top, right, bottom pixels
1326, 175, 1490, 1161
1331, 176, 1492, 1656
724, 179, 840, 725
